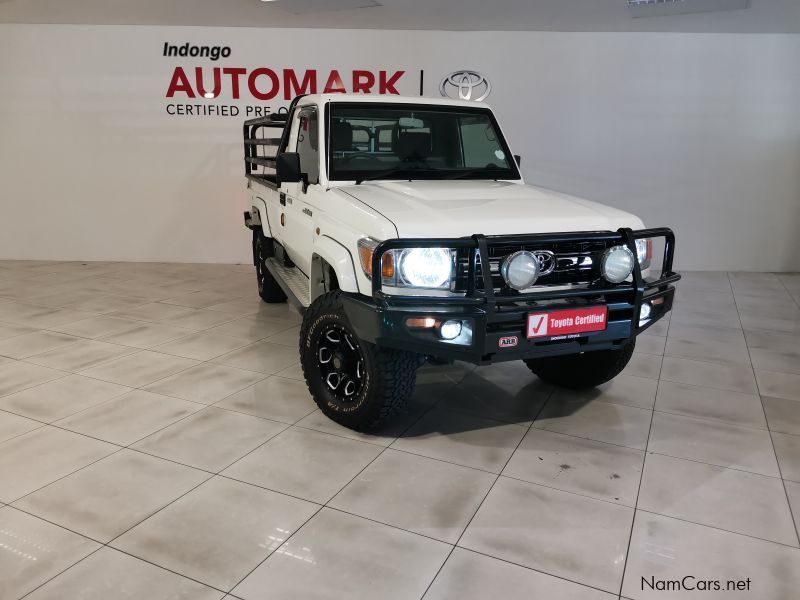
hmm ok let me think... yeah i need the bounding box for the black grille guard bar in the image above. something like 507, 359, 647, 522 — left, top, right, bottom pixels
370, 228, 680, 314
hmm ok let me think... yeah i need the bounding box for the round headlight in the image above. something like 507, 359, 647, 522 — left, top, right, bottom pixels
601, 245, 635, 283
398, 248, 452, 288
501, 251, 540, 290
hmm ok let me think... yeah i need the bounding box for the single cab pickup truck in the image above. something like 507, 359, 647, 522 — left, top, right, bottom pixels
243, 94, 680, 431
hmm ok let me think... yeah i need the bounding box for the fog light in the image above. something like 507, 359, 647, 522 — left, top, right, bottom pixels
601, 245, 635, 284
639, 302, 652, 326
438, 320, 462, 340
501, 251, 540, 290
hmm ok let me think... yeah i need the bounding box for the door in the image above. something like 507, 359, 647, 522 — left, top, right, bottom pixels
279, 106, 320, 277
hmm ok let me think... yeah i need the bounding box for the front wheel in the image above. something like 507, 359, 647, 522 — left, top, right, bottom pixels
523, 339, 636, 389
300, 291, 419, 431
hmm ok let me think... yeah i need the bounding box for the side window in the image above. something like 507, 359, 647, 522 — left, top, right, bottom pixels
296, 108, 320, 185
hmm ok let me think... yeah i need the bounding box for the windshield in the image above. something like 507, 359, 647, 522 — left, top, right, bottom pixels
327, 103, 520, 182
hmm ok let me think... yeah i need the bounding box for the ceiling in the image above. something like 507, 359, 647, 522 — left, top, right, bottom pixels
0, 0, 798, 33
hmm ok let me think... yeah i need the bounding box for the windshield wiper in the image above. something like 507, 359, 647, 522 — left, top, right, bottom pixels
354, 167, 425, 185
450, 168, 507, 180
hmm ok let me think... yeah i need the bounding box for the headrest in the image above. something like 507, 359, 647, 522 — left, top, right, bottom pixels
331, 120, 353, 152
394, 131, 431, 160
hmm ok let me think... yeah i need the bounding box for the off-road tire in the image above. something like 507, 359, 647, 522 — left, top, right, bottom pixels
300, 291, 419, 431
523, 339, 636, 389
253, 229, 287, 304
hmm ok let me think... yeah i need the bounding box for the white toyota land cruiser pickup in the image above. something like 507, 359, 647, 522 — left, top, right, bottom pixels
243, 94, 680, 431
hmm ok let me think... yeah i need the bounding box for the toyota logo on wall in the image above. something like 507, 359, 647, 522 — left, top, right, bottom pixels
439, 71, 491, 101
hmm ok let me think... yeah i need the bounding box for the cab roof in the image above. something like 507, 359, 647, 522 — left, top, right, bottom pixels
298, 94, 491, 110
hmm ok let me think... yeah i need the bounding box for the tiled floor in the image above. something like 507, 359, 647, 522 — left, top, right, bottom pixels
1, 261, 800, 600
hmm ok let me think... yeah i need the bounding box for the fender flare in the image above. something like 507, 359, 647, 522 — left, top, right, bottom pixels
312, 235, 360, 296
251, 196, 272, 237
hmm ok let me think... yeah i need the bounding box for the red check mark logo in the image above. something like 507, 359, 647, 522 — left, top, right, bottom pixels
530, 315, 547, 336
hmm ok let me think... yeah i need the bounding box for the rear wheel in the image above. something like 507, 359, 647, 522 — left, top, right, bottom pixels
253, 230, 287, 304
523, 339, 636, 389
300, 291, 419, 431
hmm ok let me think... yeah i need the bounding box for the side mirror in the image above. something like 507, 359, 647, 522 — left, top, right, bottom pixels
514, 154, 522, 167
276, 152, 301, 184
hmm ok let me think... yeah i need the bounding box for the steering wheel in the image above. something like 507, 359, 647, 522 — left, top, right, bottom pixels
340, 153, 382, 165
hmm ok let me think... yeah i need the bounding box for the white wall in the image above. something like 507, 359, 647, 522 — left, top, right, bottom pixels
1, 24, 798, 270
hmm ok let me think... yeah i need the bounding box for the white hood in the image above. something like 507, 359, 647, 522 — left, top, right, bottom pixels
339, 180, 644, 238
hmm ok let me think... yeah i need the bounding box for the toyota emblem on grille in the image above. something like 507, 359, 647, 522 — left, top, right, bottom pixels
535, 251, 556, 275
439, 71, 491, 101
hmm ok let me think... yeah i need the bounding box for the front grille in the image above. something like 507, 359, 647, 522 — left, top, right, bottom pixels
455, 239, 615, 294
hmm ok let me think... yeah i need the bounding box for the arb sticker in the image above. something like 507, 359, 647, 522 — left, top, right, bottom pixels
527, 306, 608, 339
498, 336, 518, 348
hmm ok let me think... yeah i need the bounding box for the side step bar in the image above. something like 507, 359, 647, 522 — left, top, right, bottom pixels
264, 258, 311, 310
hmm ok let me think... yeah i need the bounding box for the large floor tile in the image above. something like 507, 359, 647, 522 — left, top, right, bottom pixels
206, 314, 294, 342
263, 325, 301, 347
79, 350, 198, 387
109, 301, 195, 322
654, 380, 766, 429
755, 369, 800, 401
0, 330, 79, 359
785, 480, 800, 530
294, 406, 417, 446
154, 331, 250, 361
763, 396, 800, 435
773, 432, 800, 482
112, 476, 318, 591
0, 374, 130, 422
549, 374, 658, 410
24, 546, 223, 600
0, 321, 36, 340
0, 427, 117, 502
331, 449, 495, 543
670, 303, 743, 330
56, 389, 203, 446
0, 506, 100, 600
0, 364, 66, 401
443, 361, 552, 425
648, 412, 780, 477
739, 307, 800, 334
622, 512, 800, 599
424, 547, 616, 600
167, 308, 241, 330
51, 315, 142, 339
224, 426, 382, 503
0, 410, 42, 443
162, 290, 238, 309
665, 323, 750, 366
660, 356, 758, 394
624, 352, 662, 380
503, 428, 644, 506
213, 340, 299, 374
144, 363, 265, 404
460, 476, 633, 593
745, 329, 800, 374
392, 405, 527, 472
14, 450, 209, 542
134, 407, 286, 472
215, 375, 316, 423
233, 508, 450, 600
638, 453, 797, 546
99, 322, 195, 349
26, 338, 136, 372
534, 397, 652, 450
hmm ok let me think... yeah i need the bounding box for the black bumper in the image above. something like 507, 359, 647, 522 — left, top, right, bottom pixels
343, 227, 679, 365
